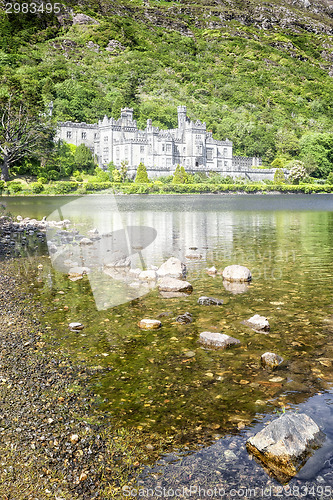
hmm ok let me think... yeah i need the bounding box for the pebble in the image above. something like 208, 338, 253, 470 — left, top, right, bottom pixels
138, 319, 162, 330
69, 322, 84, 331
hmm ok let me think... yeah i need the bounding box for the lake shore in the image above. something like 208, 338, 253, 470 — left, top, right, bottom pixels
0, 251, 153, 499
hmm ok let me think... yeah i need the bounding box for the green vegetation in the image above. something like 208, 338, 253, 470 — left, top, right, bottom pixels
0, 0, 333, 180
135, 162, 149, 183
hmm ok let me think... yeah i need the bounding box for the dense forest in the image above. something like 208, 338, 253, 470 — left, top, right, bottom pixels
1, 0, 333, 179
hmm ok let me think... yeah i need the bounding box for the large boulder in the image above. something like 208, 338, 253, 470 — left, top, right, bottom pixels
199, 332, 240, 350
246, 413, 325, 483
244, 314, 270, 332
157, 257, 186, 279
222, 265, 251, 282
158, 277, 193, 294
261, 352, 284, 370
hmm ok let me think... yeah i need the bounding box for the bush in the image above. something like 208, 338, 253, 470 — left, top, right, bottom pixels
94, 167, 110, 182
287, 160, 308, 184
8, 182, 23, 193
37, 177, 47, 184
327, 172, 333, 184
47, 170, 60, 181
31, 182, 44, 194
273, 168, 286, 184
0, 181, 5, 192
135, 162, 149, 183
51, 181, 78, 194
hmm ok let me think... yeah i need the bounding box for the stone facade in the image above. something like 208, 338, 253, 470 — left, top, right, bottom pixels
57, 106, 285, 181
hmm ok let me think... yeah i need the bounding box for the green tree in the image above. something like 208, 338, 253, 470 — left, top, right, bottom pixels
273, 168, 286, 184
299, 133, 333, 178
74, 144, 95, 173
287, 160, 308, 184
135, 162, 149, 183
271, 158, 286, 169
172, 164, 188, 184
0, 96, 53, 181
119, 160, 128, 182
327, 172, 333, 184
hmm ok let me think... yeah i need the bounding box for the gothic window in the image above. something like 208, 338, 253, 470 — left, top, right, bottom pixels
103, 147, 109, 153
66, 131, 72, 139
104, 136, 108, 143
140, 145, 145, 153
195, 134, 201, 140
166, 158, 172, 167
207, 148, 213, 160
223, 147, 227, 156
166, 143, 172, 153
183, 147, 186, 154
224, 160, 228, 167
196, 145, 202, 154
94, 133, 98, 139
82, 132, 87, 139
162, 144, 165, 152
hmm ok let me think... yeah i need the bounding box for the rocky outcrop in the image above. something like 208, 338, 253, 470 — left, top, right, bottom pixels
261, 352, 284, 369
158, 277, 193, 294
243, 314, 270, 332
157, 257, 186, 279
199, 332, 240, 349
72, 13, 99, 25
246, 413, 325, 483
197, 296, 223, 306
222, 265, 252, 282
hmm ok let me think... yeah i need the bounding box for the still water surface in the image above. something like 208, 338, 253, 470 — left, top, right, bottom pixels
4, 194, 333, 493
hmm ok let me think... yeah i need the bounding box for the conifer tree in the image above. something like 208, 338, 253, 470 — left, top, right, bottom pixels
135, 162, 149, 183
172, 164, 188, 184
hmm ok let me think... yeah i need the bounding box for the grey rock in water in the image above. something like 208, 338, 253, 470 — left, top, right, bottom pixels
223, 280, 249, 294
139, 270, 157, 281
175, 312, 193, 324
197, 296, 223, 306
244, 314, 270, 332
158, 277, 193, 294
246, 413, 325, 483
222, 265, 252, 282
261, 352, 284, 369
206, 266, 217, 275
79, 237, 93, 246
157, 257, 187, 279
69, 322, 84, 331
199, 332, 240, 349
138, 319, 162, 330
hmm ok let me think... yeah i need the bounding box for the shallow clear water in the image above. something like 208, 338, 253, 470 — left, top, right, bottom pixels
3, 193, 333, 492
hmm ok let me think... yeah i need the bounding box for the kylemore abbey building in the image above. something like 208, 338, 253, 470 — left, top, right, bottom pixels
57, 106, 279, 181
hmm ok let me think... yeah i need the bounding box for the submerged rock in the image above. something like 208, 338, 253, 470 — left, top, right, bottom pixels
69, 322, 84, 331
199, 332, 240, 349
175, 312, 193, 324
223, 280, 249, 294
158, 277, 193, 294
261, 352, 284, 369
244, 314, 270, 332
222, 265, 252, 282
197, 296, 223, 306
157, 257, 186, 279
138, 319, 162, 330
79, 238, 93, 245
139, 270, 157, 281
206, 266, 217, 275
246, 413, 325, 483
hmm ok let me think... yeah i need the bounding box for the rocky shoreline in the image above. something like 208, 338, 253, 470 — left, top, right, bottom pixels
0, 217, 149, 499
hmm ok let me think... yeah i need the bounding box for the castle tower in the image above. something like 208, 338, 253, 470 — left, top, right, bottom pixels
177, 105, 187, 128
120, 108, 134, 122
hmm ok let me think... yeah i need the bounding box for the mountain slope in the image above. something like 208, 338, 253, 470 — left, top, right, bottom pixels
1, 0, 333, 168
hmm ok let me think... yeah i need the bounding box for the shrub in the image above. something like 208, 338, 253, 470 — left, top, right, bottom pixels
94, 167, 110, 182
172, 165, 188, 184
47, 170, 60, 181
327, 172, 333, 184
273, 168, 286, 184
8, 182, 23, 193
37, 177, 47, 184
31, 182, 44, 194
287, 160, 308, 184
0, 181, 5, 192
51, 181, 78, 194
135, 162, 149, 183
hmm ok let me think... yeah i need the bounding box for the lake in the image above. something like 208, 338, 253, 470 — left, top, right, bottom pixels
3, 193, 333, 496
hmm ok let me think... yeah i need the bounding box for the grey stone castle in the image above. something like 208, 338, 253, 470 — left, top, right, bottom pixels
57, 106, 280, 181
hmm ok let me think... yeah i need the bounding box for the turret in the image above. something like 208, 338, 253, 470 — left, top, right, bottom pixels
177, 105, 187, 128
